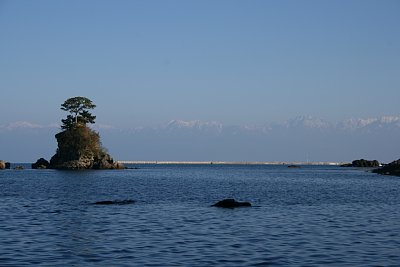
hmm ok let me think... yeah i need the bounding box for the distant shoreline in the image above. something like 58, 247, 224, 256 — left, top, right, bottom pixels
118, 161, 345, 166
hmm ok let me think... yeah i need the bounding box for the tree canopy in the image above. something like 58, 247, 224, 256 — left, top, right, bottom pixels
61, 97, 96, 129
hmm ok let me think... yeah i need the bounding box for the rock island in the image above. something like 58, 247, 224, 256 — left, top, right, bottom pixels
33, 97, 124, 170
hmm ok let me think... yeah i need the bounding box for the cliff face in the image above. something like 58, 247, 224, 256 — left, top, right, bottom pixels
49, 125, 124, 170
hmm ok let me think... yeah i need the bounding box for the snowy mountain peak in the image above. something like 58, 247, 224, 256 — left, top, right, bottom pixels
283, 116, 331, 129
166, 120, 223, 132
380, 116, 400, 124
341, 115, 400, 129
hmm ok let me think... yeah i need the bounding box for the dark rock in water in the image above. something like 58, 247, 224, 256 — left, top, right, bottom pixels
5, 162, 11, 169
14, 165, 25, 170
212, 198, 251, 208
32, 158, 50, 169
341, 159, 380, 168
288, 165, 301, 168
93, 200, 135, 205
373, 159, 400, 177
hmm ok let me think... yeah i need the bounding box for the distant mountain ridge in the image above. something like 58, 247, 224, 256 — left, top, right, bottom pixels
136, 115, 400, 134
2, 115, 400, 163
2, 115, 400, 134
339, 116, 400, 130
166, 120, 223, 133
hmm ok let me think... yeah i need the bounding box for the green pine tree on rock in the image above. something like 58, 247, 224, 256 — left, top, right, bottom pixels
48, 97, 124, 170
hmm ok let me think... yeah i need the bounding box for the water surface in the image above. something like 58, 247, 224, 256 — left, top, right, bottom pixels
1, 165, 399, 266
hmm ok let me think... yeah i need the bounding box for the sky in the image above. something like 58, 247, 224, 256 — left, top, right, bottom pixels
1, 0, 399, 162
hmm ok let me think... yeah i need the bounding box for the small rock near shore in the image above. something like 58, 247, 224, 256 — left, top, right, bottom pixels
373, 159, 400, 177
341, 159, 380, 167
32, 158, 50, 169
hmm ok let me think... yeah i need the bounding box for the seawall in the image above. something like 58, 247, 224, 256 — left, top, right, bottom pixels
118, 161, 345, 166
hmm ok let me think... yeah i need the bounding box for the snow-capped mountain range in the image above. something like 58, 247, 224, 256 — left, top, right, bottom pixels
138, 115, 400, 134
2, 115, 400, 133
1, 115, 399, 162
166, 120, 224, 132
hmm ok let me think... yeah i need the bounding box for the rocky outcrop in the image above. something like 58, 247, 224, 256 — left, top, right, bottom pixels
32, 158, 50, 169
212, 198, 252, 208
1, 161, 17, 169
50, 154, 94, 169
341, 159, 380, 167
48, 125, 124, 170
92, 154, 125, 170
373, 159, 400, 177
49, 154, 124, 170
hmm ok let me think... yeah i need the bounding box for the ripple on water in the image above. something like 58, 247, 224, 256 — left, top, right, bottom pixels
0, 165, 400, 266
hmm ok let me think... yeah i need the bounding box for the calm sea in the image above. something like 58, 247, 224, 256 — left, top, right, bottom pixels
0, 164, 399, 266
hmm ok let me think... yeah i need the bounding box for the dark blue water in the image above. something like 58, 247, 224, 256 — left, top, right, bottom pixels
1, 165, 399, 266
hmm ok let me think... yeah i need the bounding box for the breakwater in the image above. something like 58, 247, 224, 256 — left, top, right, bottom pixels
118, 160, 344, 165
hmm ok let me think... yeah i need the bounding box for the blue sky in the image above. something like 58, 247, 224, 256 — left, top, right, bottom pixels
1, 0, 399, 126
1, 1, 399, 162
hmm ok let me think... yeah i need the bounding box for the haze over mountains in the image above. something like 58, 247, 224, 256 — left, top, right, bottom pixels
161, 115, 400, 133
1, 115, 399, 163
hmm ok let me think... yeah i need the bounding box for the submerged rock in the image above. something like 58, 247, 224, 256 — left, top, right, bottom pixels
14, 166, 25, 170
126, 166, 139, 170
93, 200, 135, 205
212, 198, 252, 208
288, 165, 301, 168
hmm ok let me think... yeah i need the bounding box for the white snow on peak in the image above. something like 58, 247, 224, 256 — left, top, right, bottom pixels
166, 120, 223, 130
380, 116, 400, 124
283, 116, 331, 129
5, 121, 43, 130
341, 116, 400, 129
